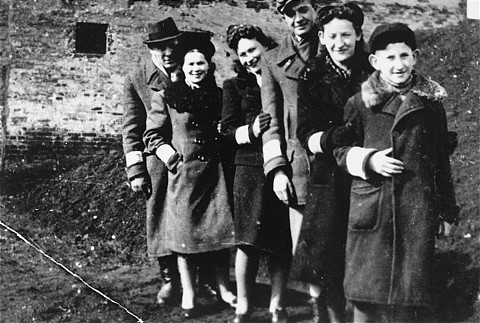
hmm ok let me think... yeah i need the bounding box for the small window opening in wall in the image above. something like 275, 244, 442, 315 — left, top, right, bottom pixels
75, 22, 109, 55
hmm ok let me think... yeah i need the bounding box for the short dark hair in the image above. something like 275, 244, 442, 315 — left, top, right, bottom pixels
369, 23, 417, 53
226, 24, 277, 52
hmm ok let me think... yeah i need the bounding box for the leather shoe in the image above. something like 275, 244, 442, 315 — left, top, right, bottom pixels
270, 308, 288, 323
156, 281, 180, 305
230, 311, 253, 323
198, 282, 218, 299
218, 291, 237, 308
182, 307, 197, 319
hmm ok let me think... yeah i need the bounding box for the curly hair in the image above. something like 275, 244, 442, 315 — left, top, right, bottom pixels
226, 24, 277, 52
317, 2, 364, 35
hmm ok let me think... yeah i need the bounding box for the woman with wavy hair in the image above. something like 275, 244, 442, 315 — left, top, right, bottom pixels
295, 3, 374, 322
222, 25, 291, 323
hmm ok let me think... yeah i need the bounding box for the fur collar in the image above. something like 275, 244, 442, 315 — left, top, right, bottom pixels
361, 71, 447, 109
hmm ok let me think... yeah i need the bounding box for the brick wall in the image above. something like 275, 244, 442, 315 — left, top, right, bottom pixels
1, 0, 462, 165
0, 0, 10, 167
1, 0, 280, 164
5, 0, 133, 163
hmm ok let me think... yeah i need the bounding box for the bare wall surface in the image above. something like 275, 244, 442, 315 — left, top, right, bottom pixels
2, 0, 464, 163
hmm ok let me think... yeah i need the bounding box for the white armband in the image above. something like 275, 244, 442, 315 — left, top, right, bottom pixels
235, 125, 251, 145
308, 131, 324, 154
156, 144, 176, 165
125, 151, 144, 167
263, 139, 282, 163
346, 147, 377, 180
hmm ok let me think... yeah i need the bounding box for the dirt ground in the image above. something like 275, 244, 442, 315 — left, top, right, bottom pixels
1, 1, 479, 322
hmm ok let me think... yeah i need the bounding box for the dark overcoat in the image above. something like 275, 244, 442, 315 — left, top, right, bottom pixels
122, 58, 171, 258
334, 71, 459, 306
292, 50, 373, 284
221, 66, 291, 257
144, 80, 234, 254
261, 31, 320, 206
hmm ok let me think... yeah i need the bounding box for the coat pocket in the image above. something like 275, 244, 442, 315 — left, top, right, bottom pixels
349, 183, 382, 232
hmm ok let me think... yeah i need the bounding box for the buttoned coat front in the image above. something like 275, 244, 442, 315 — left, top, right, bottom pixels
144, 80, 234, 254
122, 58, 172, 258
334, 71, 459, 306
261, 32, 320, 205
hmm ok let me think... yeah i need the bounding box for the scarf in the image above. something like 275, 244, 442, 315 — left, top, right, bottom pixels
326, 54, 352, 80
150, 49, 180, 81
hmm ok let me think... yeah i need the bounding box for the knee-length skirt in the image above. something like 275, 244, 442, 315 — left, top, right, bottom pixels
233, 165, 291, 257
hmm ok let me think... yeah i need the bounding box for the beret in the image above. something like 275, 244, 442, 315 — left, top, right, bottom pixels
369, 22, 417, 53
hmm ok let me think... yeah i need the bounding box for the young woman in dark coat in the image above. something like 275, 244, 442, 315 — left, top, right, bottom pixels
221, 25, 292, 323
295, 3, 374, 322
144, 32, 236, 318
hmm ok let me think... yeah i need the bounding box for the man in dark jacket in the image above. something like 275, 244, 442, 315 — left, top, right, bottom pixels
122, 17, 184, 305
260, 0, 322, 321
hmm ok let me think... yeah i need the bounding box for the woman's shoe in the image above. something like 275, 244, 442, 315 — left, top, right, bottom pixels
231, 311, 253, 323
270, 308, 288, 323
156, 281, 181, 305
182, 307, 197, 319
218, 291, 237, 308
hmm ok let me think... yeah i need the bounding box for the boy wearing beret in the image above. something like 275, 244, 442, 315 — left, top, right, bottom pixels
333, 23, 459, 321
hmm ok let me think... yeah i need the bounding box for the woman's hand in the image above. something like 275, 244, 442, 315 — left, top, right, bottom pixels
273, 169, 294, 205
252, 113, 271, 138
368, 148, 404, 177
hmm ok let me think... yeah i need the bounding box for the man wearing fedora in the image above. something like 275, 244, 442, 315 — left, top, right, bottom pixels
122, 17, 185, 305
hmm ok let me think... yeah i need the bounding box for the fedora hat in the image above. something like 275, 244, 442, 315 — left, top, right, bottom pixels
143, 17, 183, 45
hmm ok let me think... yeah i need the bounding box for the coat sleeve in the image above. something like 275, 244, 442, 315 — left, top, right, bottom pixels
260, 57, 289, 176
297, 76, 326, 153
334, 97, 376, 180
432, 102, 460, 223
122, 73, 147, 181
221, 79, 246, 140
143, 90, 172, 155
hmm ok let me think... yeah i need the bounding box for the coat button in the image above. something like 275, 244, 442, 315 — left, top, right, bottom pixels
392, 131, 400, 137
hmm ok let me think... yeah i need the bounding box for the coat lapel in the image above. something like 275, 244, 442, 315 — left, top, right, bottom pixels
276, 35, 305, 80
391, 93, 426, 130
145, 59, 170, 91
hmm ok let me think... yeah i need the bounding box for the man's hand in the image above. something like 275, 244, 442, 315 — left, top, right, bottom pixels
368, 148, 404, 177
273, 169, 294, 205
252, 113, 272, 138
130, 176, 151, 196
